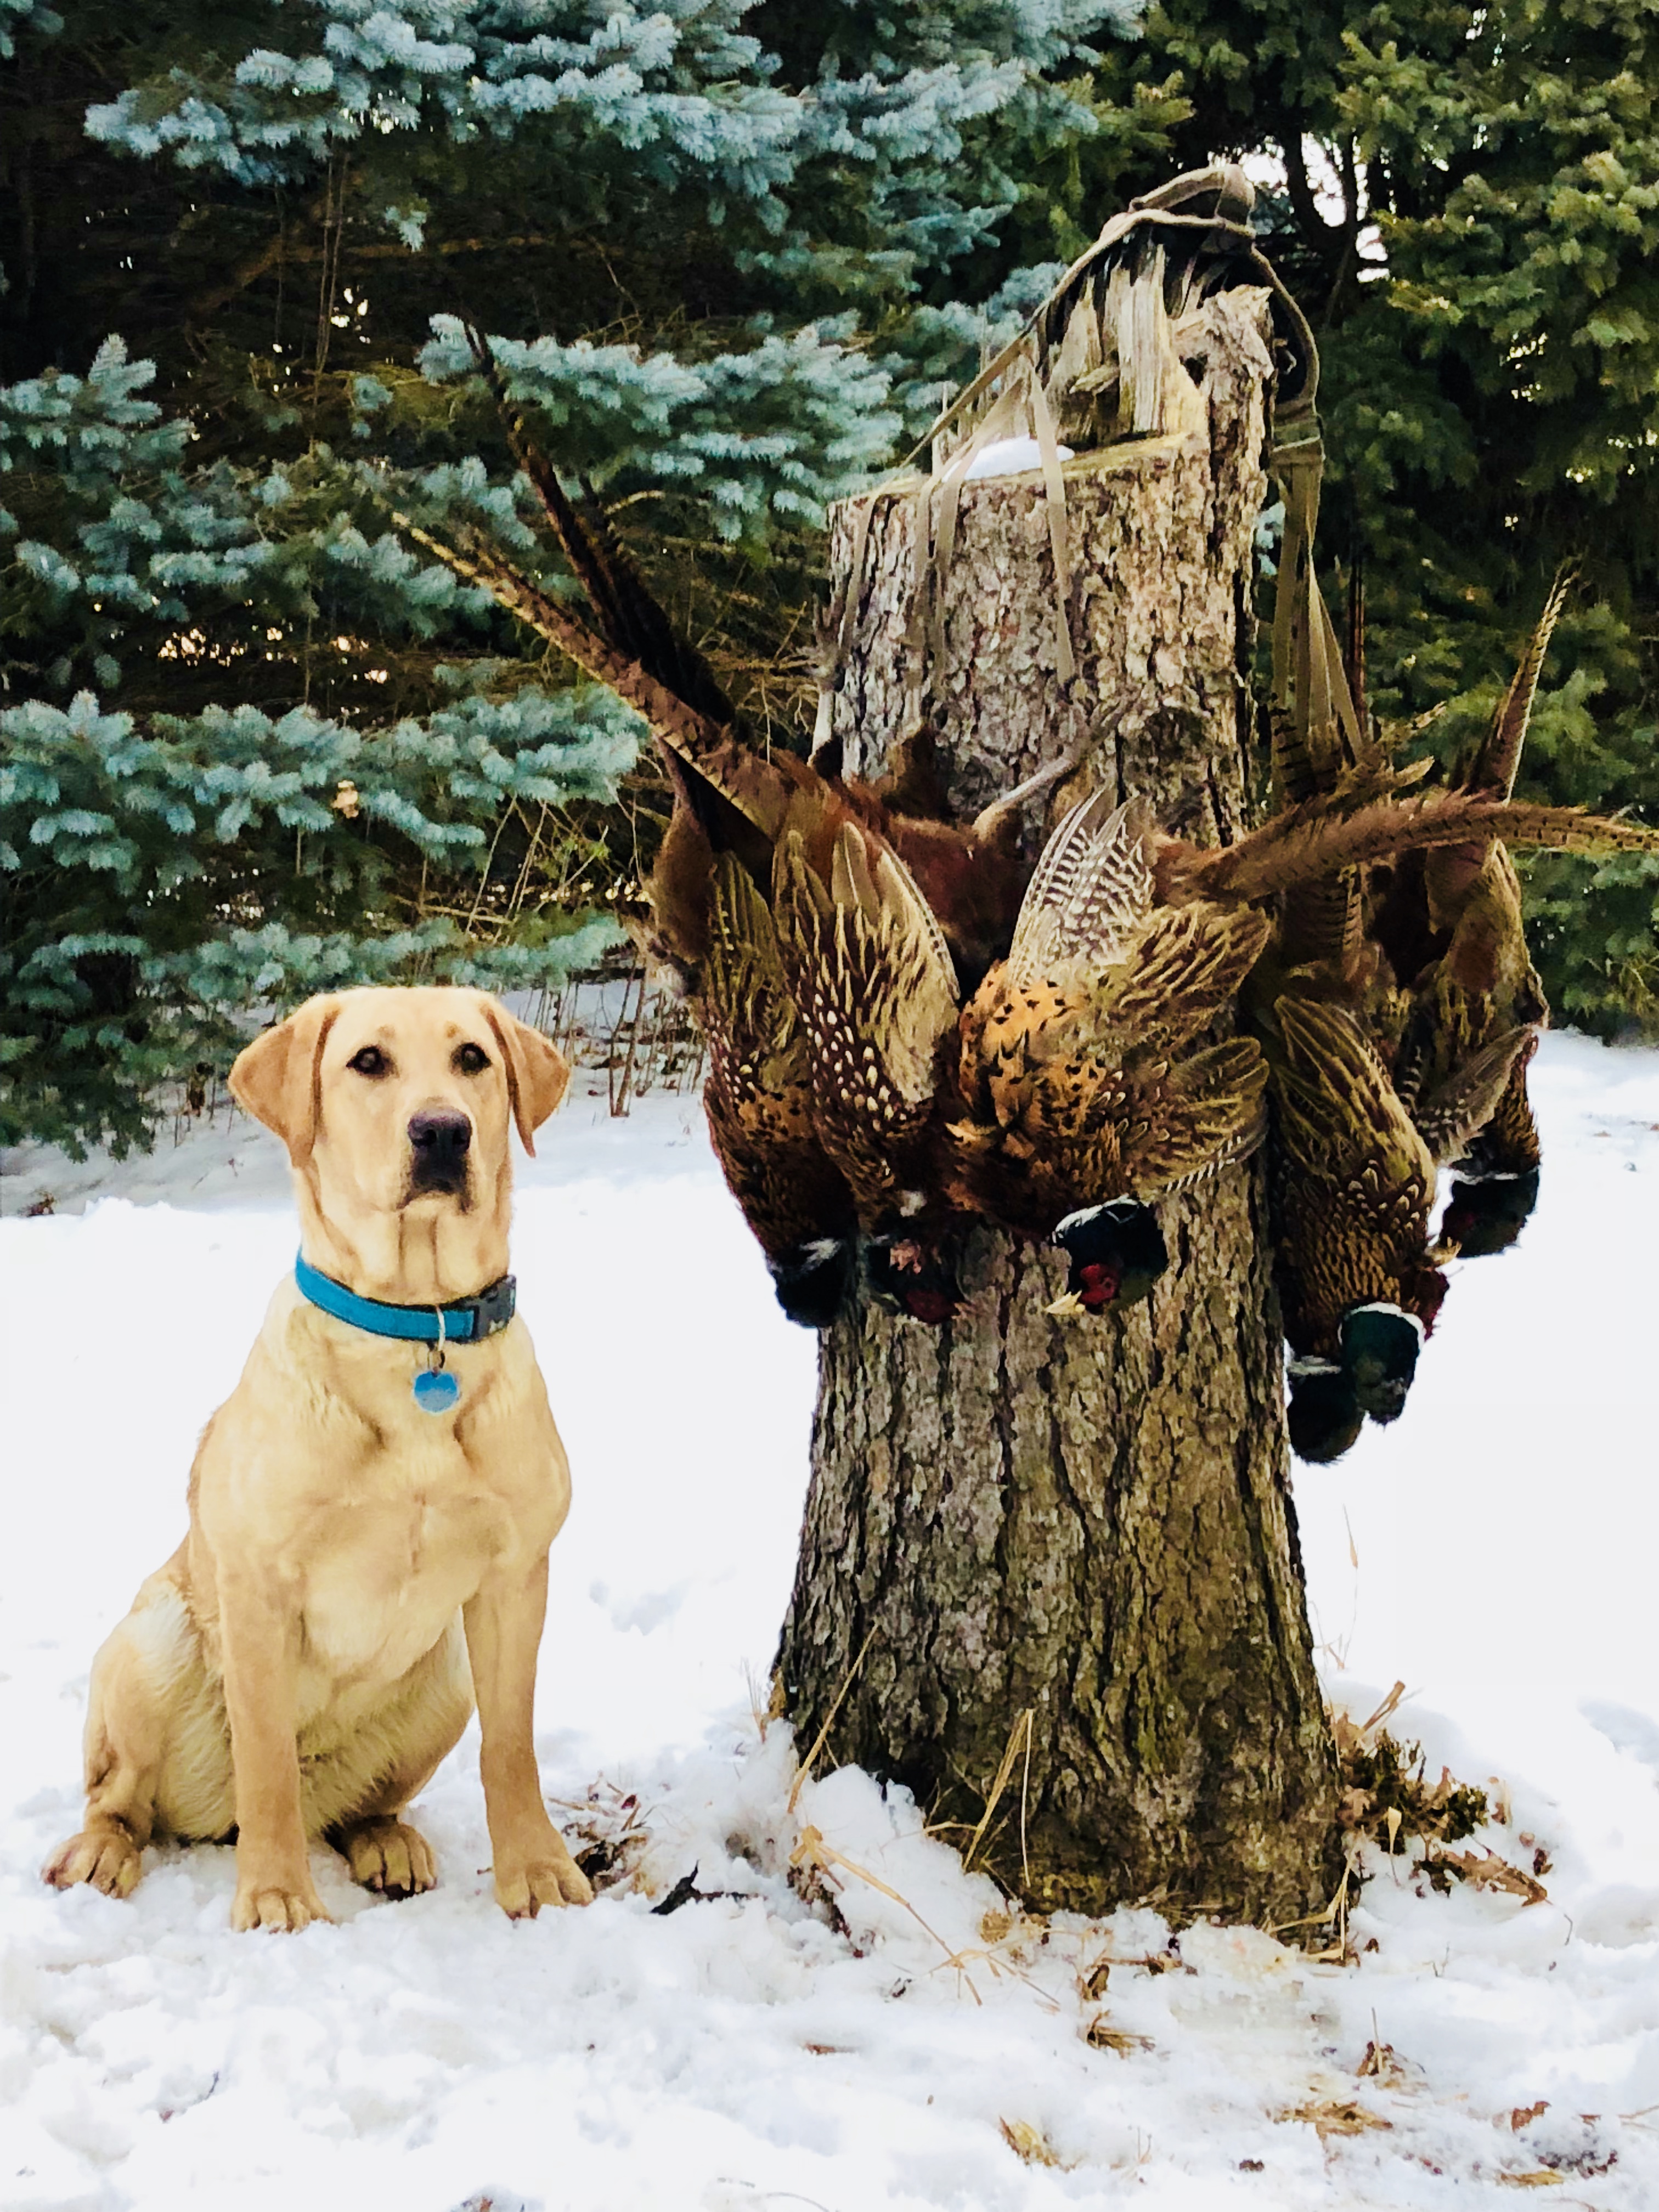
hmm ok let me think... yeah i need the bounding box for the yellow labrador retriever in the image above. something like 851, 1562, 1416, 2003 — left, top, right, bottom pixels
44, 985, 594, 1931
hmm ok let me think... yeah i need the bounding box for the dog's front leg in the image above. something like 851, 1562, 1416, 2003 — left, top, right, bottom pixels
218, 1575, 331, 1932
464, 1562, 593, 1917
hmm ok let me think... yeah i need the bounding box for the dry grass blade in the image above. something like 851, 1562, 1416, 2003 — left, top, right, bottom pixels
1361, 1680, 1407, 1735
1274, 1861, 1353, 1958
790, 1823, 985, 2005
786, 1629, 874, 1815
1495, 2174, 1565, 2190
964, 1707, 1034, 1877
998, 2118, 1070, 2169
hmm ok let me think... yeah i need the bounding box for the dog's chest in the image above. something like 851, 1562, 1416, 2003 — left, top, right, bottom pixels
297, 1447, 516, 1690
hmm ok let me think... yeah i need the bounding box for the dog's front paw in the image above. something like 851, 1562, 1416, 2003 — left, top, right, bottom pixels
232, 1870, 332, 1932
494, 1834, 592, 1917
43, 1827, 143, 1899
333, 1816, 437, 1899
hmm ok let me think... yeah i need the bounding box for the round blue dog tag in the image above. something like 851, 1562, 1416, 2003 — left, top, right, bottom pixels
413, 1367, 461, 1414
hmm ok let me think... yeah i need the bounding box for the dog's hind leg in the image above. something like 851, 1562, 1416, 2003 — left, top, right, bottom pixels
43, 1561, 218, 1900
320, 1620, 475, 1899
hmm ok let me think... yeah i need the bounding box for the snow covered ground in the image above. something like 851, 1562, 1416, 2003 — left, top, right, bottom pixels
3, 1031, 1659, 2212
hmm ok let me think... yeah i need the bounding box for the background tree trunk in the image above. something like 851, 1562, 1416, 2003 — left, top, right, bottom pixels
774, 291, 1340, 1925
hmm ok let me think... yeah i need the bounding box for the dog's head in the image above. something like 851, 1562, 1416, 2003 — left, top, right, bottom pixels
229, 986, 569, 1297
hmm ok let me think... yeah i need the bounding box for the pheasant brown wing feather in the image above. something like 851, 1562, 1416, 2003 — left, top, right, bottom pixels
1006, 789, 1154, 990
1409, 1024, 1538, 1168
1096, 901, 1272, 1049
1273, 997, 1434, 1197
1114, 1039, 1269, 1197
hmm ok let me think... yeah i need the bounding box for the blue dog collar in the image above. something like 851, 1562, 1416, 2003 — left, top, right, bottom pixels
294, 1254, 516, 1346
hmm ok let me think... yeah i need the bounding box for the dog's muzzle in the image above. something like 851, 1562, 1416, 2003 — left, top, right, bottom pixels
407, 1110, 472, 1198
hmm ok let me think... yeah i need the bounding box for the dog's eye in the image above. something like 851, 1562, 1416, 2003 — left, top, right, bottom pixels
348, 1046, 390, 1077
454, 1042, 490, 1076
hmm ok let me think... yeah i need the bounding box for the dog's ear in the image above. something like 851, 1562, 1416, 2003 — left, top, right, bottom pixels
229, 996, 342, 1163
482, 1002, 569, 1155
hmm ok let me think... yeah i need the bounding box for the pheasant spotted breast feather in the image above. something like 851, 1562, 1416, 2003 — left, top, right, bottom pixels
1459, 568, 1573, 800
776, 822, 961, 1221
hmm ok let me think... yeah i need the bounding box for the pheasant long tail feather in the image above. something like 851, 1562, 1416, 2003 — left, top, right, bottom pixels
1345, 561, 1368, 744
1279, 865, 1363, 974
1463, 569, 1574, 799
394, 515, 792, 839
395, 513, 687, 728
465, 326, 741, 732
1268, 703, 1324, 811
464, 325, 634, 653
1172, 789, 1659, 904
572, 473, 740, 731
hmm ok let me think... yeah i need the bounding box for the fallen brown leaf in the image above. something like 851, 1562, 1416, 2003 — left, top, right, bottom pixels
1435, 1848, 1549, 1906
1279, 2100, 1393, 2140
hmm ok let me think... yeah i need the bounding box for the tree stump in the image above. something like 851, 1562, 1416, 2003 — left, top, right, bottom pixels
774, 290, 1340, 1923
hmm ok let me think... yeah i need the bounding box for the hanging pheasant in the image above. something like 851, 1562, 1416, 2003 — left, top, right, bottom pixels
1371, 578, 1572, 1259
950, 787, 1271, 1316
1257, 995, 1447, 1463
773, 820, 972, 1319
1249, 567, 1629, 1452
407, 326, 1067, 991
698, 847, 863, 1325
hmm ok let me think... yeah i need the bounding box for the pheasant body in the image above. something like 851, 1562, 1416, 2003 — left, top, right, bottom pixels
1260, 995, 1444, 1456
950, 792, 1272, 1301
698, 853, 860, 1325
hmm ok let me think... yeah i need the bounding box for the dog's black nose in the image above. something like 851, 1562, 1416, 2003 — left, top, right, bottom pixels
408, 1111, 472, 1190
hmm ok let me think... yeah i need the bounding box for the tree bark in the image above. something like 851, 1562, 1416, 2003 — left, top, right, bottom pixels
774, 291, 1340, 1925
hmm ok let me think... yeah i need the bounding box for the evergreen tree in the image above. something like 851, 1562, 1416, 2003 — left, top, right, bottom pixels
1, 0, 1140, 1149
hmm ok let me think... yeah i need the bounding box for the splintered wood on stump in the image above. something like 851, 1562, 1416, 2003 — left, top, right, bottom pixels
774, 290, 1340, 1924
